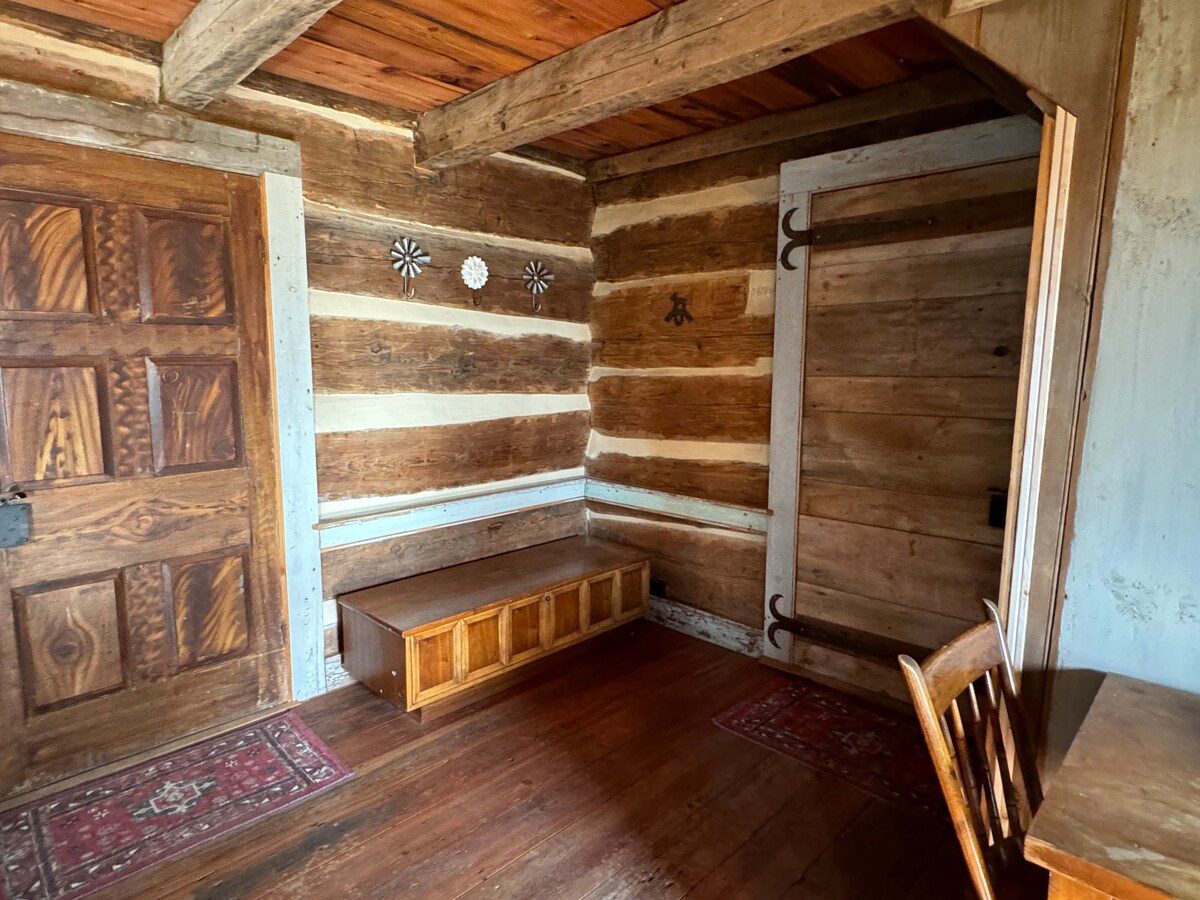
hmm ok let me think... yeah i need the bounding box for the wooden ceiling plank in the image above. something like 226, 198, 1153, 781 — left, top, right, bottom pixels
413, 0, 921, 169
587, 69, 991, 183
260, 34, 465, 111
329, 1, 535, 73
386, 0, 606, 60
10, 0, 194, 42
161, 0, 346, 108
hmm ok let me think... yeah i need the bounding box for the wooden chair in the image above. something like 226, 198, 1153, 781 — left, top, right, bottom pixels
899, 600, 1046, 900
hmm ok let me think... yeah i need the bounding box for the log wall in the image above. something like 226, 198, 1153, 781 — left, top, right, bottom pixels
586, 99, 1008, 632
0, 19, 595, 665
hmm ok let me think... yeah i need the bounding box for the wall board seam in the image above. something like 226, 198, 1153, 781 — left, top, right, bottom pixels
313, 392, 589, 433
592, 178, 779, 234
587, 433, 770, 464
306, 201, 594, 260
593, 268, 775, 297
589, 361, 772, 380
309, 290, 592, 341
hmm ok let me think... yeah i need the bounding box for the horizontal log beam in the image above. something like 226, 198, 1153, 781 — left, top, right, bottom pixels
162, 0, 343, 108
587, 69, 993, 182
415, 0, 918, 170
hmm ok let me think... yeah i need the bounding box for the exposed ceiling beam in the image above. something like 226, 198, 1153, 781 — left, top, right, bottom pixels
918, 22, 1035, 117
414, 0, 919, 170
587, 69, 993, 182
162, 0, 344, 109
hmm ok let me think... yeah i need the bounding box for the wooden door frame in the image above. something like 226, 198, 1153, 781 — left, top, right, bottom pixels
763, 116, 1046, 663
997, 109, 1077, 692
0, 85, 327, 700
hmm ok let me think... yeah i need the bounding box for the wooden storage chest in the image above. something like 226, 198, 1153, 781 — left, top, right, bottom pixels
337, 537, 650, 711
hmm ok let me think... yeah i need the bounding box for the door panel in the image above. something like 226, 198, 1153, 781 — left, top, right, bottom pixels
15, 578, 125, 711
147, 359, 241, 471
0, 197, 91, 317
0, 132, 284, 798
136, 211, 232, 324
765, 126, 1042, 699
1, 364, 107, 484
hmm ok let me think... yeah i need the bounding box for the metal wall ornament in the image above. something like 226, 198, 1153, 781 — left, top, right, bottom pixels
390, 236, 430, 298
461, 255, 489, 305
664, 292, 694, 327
523, 260, 554, 313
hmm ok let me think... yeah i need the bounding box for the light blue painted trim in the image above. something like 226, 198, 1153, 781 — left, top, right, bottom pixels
585, 480, 768, 533
319, 477, 588, 549
264, 173, 325, 702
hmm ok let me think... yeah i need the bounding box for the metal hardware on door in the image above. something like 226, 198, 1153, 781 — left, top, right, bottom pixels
766, 593, 805, 649
779, 208, 812, 271
0, 488, 31, 549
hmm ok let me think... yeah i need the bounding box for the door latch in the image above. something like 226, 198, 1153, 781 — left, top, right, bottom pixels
0, 488, 31, 549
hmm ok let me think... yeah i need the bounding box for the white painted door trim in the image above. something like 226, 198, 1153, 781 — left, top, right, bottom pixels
763, 116, 1044, 663
261, 173, 324, 700
0, 83, 324, 699
999, 109, 1077, 673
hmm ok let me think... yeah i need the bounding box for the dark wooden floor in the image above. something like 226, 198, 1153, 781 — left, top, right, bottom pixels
103, 622, 966, 899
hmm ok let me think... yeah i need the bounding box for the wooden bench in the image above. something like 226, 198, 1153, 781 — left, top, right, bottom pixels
337, 536, 650, 713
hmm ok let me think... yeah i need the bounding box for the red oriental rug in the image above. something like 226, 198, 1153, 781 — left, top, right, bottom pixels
715, 676, 944, 817
0, 712, 352, 900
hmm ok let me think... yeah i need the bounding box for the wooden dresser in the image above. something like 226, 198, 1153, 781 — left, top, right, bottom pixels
337, 537, 650, 712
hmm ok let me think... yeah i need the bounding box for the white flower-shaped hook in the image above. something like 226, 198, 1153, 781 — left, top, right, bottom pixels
522, 260, 554, 313
461, 256, 489, 306
390, 236, 430, 298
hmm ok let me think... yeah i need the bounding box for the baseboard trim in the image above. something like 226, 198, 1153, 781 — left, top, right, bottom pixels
647, 596, 762, 657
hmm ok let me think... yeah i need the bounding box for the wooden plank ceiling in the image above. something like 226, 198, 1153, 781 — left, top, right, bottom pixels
15, 0, 968, 159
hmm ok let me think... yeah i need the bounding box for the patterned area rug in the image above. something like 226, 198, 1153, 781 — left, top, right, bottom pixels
715, 676, 944, 816
0, 712, 352, 900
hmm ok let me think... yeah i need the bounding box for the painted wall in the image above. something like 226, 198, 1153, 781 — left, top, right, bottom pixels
1057, 0, 1200, 696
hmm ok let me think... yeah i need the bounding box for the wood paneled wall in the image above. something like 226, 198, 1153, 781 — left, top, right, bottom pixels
586, 100, 1009, 631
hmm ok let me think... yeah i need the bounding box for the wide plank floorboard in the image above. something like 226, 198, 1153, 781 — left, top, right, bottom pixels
96, 622, 962, 899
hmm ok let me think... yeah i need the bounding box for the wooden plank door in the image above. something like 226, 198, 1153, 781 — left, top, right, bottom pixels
763, 119, 1043, 703
0, 132, 286, 798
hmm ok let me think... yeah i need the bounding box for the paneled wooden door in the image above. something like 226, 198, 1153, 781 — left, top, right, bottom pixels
0, 132, 286, 798
763, 118, 1044, 702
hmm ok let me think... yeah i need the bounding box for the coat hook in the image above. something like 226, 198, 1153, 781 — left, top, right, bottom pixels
390, 236, 430, 299
523, 260, 554, 314
461, 256, 489, 306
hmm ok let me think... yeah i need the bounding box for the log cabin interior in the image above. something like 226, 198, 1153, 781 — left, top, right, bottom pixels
0, 0, 1198, 897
